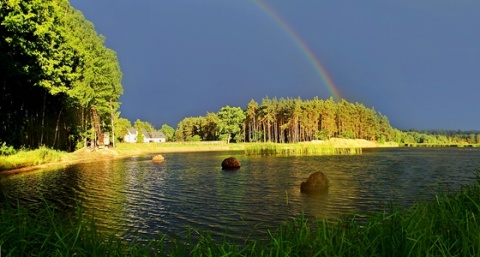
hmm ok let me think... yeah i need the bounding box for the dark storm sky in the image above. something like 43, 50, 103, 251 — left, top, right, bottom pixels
69, 0, 480, 130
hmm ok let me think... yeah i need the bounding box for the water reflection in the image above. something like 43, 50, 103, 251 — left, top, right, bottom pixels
1, 148, 479, 241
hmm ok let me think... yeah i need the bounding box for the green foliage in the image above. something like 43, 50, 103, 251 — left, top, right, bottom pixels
216, 105, 246, 143
218, 134, 230, 142
160, 124, 175, 141
339, 131, 355, 139
133, 119, 155, 143
315, 130, 329, 140
379, 135, 386, 144
136, 131, 144, 143
187, 135, 202, 142
173, 97, 399, 144
175, 114, 218, 142
0, 146, 69, 171
0, 142, 16, 156
242, 96, 396, 143
134, 119, 155, 132
75, 140, 85, 151
0, 0, 123, 151
245, 99, 260, 142
114, 117, 132, 142
399, 129, 480, 146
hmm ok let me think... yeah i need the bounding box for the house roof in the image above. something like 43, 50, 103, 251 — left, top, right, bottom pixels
141, 128, 166, 139
141, 129, 151, 139
150, 131, 166, 139
127, 128, 137, 134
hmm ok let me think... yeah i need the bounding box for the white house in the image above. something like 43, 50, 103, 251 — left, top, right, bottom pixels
141, 129, 166, 143
124, 128, 166, 143
124, 128, 138, 143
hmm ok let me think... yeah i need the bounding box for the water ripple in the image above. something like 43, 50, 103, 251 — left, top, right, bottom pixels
1, 148, 479, 240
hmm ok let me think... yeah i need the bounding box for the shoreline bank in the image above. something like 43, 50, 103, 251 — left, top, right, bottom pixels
0, 139, 396, 175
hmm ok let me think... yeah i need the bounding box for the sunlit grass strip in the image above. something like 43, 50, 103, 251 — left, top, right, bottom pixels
404, 143, 480, 148
0, 141, 364, 171
114, 141, 233, 153
1, 175, 480, 256
244, 143, 362, 156
0, 147, 70, 171
115, 141, 227, 150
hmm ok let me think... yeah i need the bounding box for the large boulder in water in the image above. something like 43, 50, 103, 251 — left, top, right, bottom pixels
152, 154, 165, 163
300, 171, 329, 193
221, 157, 241, 170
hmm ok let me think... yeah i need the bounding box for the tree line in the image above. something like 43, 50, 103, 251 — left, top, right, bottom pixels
0, 0, 122, 151
105, 100, 480, 146
399, 130, 480, 145
173, 97, 397, 143
130, 97, 480, 146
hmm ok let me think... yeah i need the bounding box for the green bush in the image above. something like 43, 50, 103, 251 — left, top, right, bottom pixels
187, 135, 202, 142
0, 147, 68, 171
339, 131, 355, 139
0, 142, 16, 156
315, 130, 329, 140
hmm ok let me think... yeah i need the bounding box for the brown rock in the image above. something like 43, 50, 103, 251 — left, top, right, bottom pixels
300, 171, 329, 193
152, 155, 165, 163
221, 157, 241, 170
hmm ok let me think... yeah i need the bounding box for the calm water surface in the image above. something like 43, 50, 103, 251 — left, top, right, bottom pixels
1, 147, 479, 240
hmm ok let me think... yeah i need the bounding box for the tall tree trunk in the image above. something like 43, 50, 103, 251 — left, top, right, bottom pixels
253, 116, 257, 142
53, 109, 62, 148
263, 122, 266, 142
40, 92, 46, 146
110, 98, 115, 148
82, 108, 87, 148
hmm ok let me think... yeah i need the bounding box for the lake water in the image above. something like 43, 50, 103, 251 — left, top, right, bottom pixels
1, 147, 479, 241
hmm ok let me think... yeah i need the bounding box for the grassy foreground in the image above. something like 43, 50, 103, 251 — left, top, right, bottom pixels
1, 173, 480, 256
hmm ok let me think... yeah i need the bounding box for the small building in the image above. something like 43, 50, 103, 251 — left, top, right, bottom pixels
124, 128, 138, 143
124, 128, 166, 143
141, 129, 166, 143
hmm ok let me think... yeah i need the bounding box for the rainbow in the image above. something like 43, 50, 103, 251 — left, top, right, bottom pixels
252, 0, 342, 101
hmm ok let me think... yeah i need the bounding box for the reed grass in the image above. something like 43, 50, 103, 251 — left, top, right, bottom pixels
0, 147, 70, 171
3, 173, 479, 256
244, 143, 362, 156
0, 141, 367, 172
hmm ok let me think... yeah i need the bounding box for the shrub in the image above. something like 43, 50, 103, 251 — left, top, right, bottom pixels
0, 142, 16, 156
339, 131, 355, 139
188, 135, 202, 142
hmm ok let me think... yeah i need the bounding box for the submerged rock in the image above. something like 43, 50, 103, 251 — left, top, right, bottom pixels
221, 157, 241, 170
300, 171, 329, 193
152, 154, 165, 163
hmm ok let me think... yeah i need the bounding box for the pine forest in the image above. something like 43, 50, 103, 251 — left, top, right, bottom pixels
175, 97, 397, 144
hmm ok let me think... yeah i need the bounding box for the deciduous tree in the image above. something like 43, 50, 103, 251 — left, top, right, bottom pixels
217, 106, 246, 143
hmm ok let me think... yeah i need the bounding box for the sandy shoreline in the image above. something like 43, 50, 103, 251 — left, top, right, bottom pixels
0, 139, 397, 176
0, 144, 234, 176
